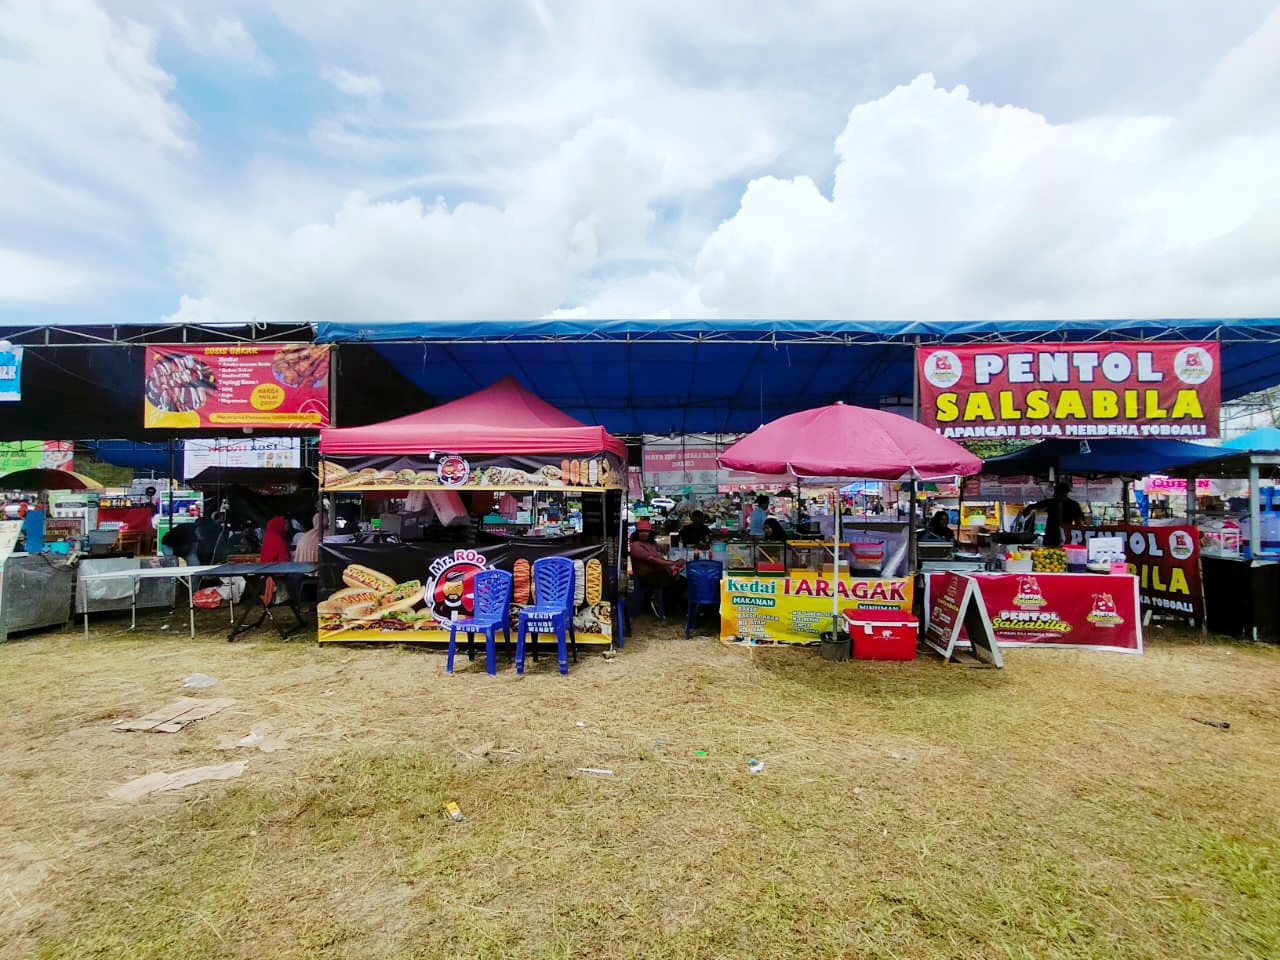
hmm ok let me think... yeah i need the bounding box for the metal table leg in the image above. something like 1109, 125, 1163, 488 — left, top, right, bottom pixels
129, 578, 139, 631
186, 576, 197, 639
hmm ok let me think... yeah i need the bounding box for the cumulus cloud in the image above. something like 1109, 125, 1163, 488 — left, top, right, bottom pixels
323, 67, 382, 99
688, 60, 1280, 321
167, 120, 663, 323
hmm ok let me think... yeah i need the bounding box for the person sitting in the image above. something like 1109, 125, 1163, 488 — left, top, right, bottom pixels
679, 510, 712, 549
630, 519, 682, 617
762, 517, 788, 541
921, 510, 955, 542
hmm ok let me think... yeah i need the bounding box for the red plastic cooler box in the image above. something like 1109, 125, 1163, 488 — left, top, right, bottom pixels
842, 608, 918, 660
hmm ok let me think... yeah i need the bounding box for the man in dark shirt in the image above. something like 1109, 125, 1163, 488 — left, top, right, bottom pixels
1023, 482, 1085, 548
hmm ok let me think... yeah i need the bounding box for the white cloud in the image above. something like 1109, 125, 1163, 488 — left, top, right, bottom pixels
0, 248, 87, 303
685, 63, 1280, 321
0, 0, 191, 301
323, 67, 382, 99
164, 11, 274, 74
168, 119, 663, 323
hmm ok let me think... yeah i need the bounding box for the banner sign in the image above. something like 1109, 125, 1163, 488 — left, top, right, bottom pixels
321, 453, 624, 492
0, 441, 73, 474
1068, 524, 1204, 622
642, 445, 721, 489
926, 572, 1142, 652
922, 571, 1002, 666
720, 572, 914, 645
1143, 476, 1215, 494
183, 437, 301, 478
0, 344, 23, 402
920, 342, 1219, 440
318, 540, 614, 645
144, 344, 329, 429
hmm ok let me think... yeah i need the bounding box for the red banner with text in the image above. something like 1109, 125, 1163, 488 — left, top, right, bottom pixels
144, 344, 329, 429
927, 572, 1142, 652
919, 342, 1219, 440
1069, 524, 1204, 623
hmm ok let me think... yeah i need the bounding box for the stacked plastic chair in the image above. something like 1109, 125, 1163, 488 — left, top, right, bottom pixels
516, 556, 578, 675
684, 560, 723, 639
446, 569, 513, 676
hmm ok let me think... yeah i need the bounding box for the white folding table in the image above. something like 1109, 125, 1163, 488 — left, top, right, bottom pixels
77, 564, 228, 640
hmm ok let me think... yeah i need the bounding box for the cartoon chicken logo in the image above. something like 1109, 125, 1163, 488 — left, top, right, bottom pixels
1014, 575, 1046, 607
1086, 592, 1124, 627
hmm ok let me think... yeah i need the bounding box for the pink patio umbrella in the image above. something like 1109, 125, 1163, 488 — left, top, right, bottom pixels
718, 402, 982, 633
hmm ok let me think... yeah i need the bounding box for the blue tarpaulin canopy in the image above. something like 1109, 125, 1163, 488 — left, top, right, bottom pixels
1221, 426, 1280, 452
316, 317, 1280, 435
6, 317, 1280, 440
981, 438, 1224, 477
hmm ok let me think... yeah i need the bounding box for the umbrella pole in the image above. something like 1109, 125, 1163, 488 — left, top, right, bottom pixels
908, 476, 918, 574
833, 493, 842, 636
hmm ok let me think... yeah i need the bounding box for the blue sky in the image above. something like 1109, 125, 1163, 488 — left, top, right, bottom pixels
1, 1, 1278, 327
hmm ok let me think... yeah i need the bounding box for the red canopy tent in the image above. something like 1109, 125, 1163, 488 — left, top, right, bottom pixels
320, 375, 626, 458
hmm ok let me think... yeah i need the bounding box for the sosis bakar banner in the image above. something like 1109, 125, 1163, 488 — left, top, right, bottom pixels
919, 342, 1219, 440
144, 344, 329, 429
318, 542, 615, 645
720, 573, 913, 645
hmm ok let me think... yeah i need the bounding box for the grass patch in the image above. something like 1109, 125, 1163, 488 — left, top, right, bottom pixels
2, 611, 1278, 958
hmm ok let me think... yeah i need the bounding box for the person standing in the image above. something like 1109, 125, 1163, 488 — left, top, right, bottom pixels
1021, 482, 1085, 548
748, 494, 770, 537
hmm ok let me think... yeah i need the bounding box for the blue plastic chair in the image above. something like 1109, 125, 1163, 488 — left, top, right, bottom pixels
447, 569, 513, 676
629, 575, 668, 620
684, 560, 723, 639
516, 556, 577, 675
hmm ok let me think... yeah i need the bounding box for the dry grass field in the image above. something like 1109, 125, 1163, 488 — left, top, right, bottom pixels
1, 609, 1277, 959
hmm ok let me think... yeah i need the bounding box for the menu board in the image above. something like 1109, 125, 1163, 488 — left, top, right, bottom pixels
184, 438, 301, 478
144, 344, 329, 429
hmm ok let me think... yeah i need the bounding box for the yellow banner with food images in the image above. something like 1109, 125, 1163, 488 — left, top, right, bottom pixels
720, 572, 914, 644
320, 454, 624, 491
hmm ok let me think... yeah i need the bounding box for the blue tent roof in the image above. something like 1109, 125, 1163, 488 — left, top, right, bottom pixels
316, 318, 1280, 435
1222, 426, 1280, 452
982, 439, 1223, 477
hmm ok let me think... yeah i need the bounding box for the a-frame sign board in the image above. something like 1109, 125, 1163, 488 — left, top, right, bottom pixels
922, 572, 1003, 668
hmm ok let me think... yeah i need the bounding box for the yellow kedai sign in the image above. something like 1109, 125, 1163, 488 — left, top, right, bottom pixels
721, 573, 913, 645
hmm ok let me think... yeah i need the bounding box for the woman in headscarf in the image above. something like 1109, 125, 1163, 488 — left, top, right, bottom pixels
293, 513, 322, 564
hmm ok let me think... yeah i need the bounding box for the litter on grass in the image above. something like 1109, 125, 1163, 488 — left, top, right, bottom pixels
113, 697, 236, 733
576, 767, 614, 776
108, 760, 248, 801
444, 801, 465, 822
182, 673, 217, 689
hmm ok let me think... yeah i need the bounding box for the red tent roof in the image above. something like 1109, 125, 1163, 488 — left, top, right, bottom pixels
320, 376, 627, 458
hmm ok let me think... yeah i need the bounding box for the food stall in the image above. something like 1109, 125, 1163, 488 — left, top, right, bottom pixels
933, 438, 1229, 652
717, 401, 982, 653
316, 377, 627, 647
1165, 427, 1280, 642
